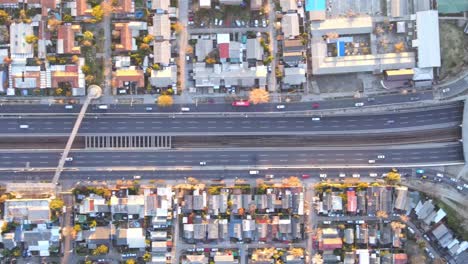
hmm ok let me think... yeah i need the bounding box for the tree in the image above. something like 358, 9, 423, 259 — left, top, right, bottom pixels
139, 43, 150, 51
25, 35, 38, 44
73, 224, 82, 232
289, 248, 304, 258
152, 63, 160, 71
394, 42, 405, 53
142, 34, 154, 44
171, 22, 183, 33
71, 55, 80, 63
205, 57, 216, 64
187, 177, 199, 185
125, 259, 136, 264
85, 75, 95, 83
63, 14, 73, 22
249, 88, 270, 104
3, 57, 12, 65
385, 171, 401, 185
81, 65, 91, 74
143, 252, 151, 262
275, 67, 283, 78
47, 18, 61, 30
91, 5, 104, 22
0, 10, 10, 24
186, 45, 194, 54
89, 220, 97, 228
50, 198, 64, 212
83, 31, 94, 41
92, 244, 108, 255
157, 95, 173, 107
81, 40, 93, 47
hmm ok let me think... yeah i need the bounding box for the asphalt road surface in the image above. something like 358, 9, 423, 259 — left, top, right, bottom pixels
1, 104, 461, 136
0, 91, 435, 114
0, 143, 462, 169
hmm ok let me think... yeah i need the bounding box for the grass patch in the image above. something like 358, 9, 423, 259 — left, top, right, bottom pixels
435, 198, 468, 240
439, 21, 467, 80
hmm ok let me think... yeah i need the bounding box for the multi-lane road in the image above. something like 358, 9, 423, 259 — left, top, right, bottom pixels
0, 103, 462, 136
0, 143, 462, 169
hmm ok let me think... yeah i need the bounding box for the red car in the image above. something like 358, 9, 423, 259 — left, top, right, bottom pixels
232, 101, 250, 107
312, 103, 320, 109
301, 174, 310, 179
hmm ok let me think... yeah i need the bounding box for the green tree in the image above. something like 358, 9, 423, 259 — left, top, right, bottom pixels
63, 14, 73, 23
49, 198, 64, 212
83, 31, 94, 41
0, 10, 10, 24
152, 63, 160, 71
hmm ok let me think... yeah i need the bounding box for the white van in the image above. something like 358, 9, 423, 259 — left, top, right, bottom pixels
19, 125, 29, 129
98, 105, 109, 110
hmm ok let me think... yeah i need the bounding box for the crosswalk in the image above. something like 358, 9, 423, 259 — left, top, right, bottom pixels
85, 135, 172, 149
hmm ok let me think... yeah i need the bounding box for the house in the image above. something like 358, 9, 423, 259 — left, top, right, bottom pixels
114, 23, 133, 52
229, 42, 242, 63
114, 228, 146, 249
112, 69, 145, 91
247, 38, 263, 61
320, 237, 342, 250
282, 13, 300, 39
57, 25, 81, 54
283, 67, 306, 88
4, 199, 50, 224
207, 219, 219, 240
152, 0, 170, 10
186, 254, 209, 264
23, 225, 60, 257
150, 65, 177, 88
151, 241, 167, 252
153, 41, 172, 66
2, 232, 16, 250
81, 226, 111, 248
195, 38, 214, 62
76, 0, 93, 16
113, 0, 134, 13
283, 39, 305, 66
219, 0, 242, 5
344, 228, 354, 244
394, 186, 408, 211
214, 253, 235, 263
347, 191, 357, 214
79, 194, 109, 215
250, 0, 262, 10
280, 0, 297, 13
153, 14, 171, 41
393, 253, 408, 264
51, 65, 81, 91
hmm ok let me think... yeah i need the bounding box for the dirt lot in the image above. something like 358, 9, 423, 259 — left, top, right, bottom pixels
439, 21, 468, 80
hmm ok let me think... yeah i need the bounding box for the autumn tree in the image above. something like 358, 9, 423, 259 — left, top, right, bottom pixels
143, 252, 151, 262
3, 57, 12, 65
81, 40, 93, 47
71, 55, 80, 63
92, 244, 108, 255
205, 57, 216, 64
125, 259, 136, 264
157, 95, 173, 107
0, 10, 10, 24
394, 42, 405, 53
139, 43, 150, 51
289, 248, 304, 258
152, 63, 160, 71
142, 34, 154, 44
55, 88, 64, 96
385, 170, 401, 185
81, 65, 91, 74
91, 5, 104, 22
49, 199, 65, 212
249, 88, 270, 104
73, 224, 82, 232
186, 45, 194, 54
85, 75, 96, 83
47, 18, 61, 30
25, 35, 38, 44
171, 22, 183, 34
83, 31, 94, 41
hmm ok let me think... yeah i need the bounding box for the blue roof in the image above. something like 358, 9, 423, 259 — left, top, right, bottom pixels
337, 41, 345, 57
305, 0, 326, 12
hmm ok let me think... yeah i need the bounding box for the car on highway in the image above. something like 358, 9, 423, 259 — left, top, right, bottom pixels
249, 170, 260, 175
421, 175, 428, 179
133, 175, 141, 179
98, 104, 109, 110
276, 105, 285, 109
145, 107, 153, 112
416, 169, 425, 174
355, 102, 364, 107
19, 125, 29, 129
232, 101, 250, 107
265, 174, 274, 179
301, 174, 310, 179
456, 186, 463, 191
368, 159, 375, 164
436, 173, 444, 178
352, 173, 360, 178
367, 97, 375, 102
319, 173, 327, 178
410, 96, 420, 101
312, 117, 321, 121
181, 107, 190, 112
199, 161, 206, 166
312, 103, 320, 109
65, 105, 74, 109
65, 157, 73, 162
369, 173, 378, 177
339, 173, 346, 177
377, 155, 385, 159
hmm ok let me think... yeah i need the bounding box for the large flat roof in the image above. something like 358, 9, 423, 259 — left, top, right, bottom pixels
415, 10, 441, 68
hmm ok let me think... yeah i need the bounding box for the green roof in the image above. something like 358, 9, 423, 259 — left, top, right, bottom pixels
438, 0, 468, 13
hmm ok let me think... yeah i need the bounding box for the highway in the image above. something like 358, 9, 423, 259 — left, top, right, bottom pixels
0, 91, 434, 114
0, 143, 462, 169
0, 103, 462, 136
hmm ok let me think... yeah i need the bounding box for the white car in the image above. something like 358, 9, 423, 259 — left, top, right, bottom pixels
319, 173, 327, 178
368, 160, 376, 164
249, 170, 260, 175
456, 186, 463, 191
214, 18, 218, 26
199, 161, 206, 166
339, 173, 346, 178
436, 173, 444, 178
442, 88, 450, 93
312, 117, 321, 121
265, 174, 274, 179
355, 102, 364, 107
369, 173, 378, 177
262, 19, 266, 27
65, 157, 73, 162
276, 105, 285, 109
254, 20, 259, 27
377, 155, 385, 159
352, 173, 360, 178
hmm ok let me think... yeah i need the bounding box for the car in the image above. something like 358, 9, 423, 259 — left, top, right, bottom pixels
297, 1, 302, 7
235, 20, 241, 27
323, 221, 331, 224
367, 97, 375, 102
145, 107, 153, 111
387, 120, 395, 124
196, 248, 204, 252
19, 125, 29, 129
456, 186, 463, 191
423, 234, 431, 241
65, 105, 74, 109
301, 174, 310, 179
312, 103, 320, 109
464, 183, 468, 189
312, 117, 321, 121
416, 169, 425, 174
369, 173, 378, 177
98, 104, 108, 110
265, 174, 274, 179
410, 97, 420, 101
262, 19, 267, 27
339, 173, 346, 177
200, 22, 205, 27
407, 227, 415, 234
267, 65, 272, 72
436, 173, 444, 178
368, 159, 376, 164
181, 107, 190, 112
450, 178, 459, 182
421, 175, 427, 179
219, 20, 223, 26
214, 18, 218, 26
276, 105, 285, 109
442, 88, 450, 93
65, 157, 73, 162
232, 101, 250, 107
355, 102, 364, 107
133, 175, 141, 179
356, 220, 365, 224
377, 155, 385, 159
319, 173, 327, 178
249, 170, 260, 175
254, 20, 259, 27
199, 161, 206, 166
352, 173, 360, 178
241, 20, 246, 26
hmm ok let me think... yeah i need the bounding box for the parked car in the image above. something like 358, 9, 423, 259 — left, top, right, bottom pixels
355, 102, 364, 107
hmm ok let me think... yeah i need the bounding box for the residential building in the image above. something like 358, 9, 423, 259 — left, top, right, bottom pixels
393, 186, 408, 211
219, 0, 242, 5
22, 224, 60, 257
199, 0, 211, 8
114, 228, 146, 249
4, 199, 50, 224
153, 41, 172, 66
57, 25, 81, 54
112, 68, 145, 91
195, 38, 214, 62
283, 67, 306, 88
113, 0, 134, 13
250, 0, 262, 10
152, 0, 170, 10
114, 23, 133, 52
80, 226, 111, 248
153, 14, 171, 41
283, 39, 305, 67
280, 0, 298, 13
247, 38, 263, 61
150, 65, 177, 88
76, 0, 93, 16
282, 13, 300, 39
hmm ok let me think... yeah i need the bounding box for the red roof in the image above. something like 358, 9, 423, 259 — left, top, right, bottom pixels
347, 191, 357, 213
219, 43, 229, 59
89, 199, 95, 212
66, 65, 78, 72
